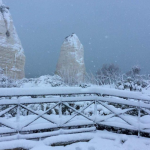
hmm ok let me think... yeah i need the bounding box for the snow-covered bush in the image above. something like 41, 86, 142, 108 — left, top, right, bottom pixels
96, 63, 121, 85
116, 77, 142, 91
116, 66, 149, 91
0, 67, 18, 88
18, 75, 65, 88
0, 75, 18, 88
93, 64, 150, 91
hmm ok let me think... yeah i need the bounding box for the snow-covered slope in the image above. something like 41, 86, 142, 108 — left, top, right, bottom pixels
0, 1, 25, 79
56, 33, 86, 84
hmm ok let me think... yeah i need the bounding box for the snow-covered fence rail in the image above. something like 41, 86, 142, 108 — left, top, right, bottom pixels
0, 87, 150, 142
0, 87, 150, 101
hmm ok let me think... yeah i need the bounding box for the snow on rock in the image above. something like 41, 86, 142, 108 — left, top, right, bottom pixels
0, 1, 25, 79
56, 33, 86, 83
64, 33, 82, 50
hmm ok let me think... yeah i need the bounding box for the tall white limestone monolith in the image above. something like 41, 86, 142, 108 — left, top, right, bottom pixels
56, 33, 86, 84
0, 1, 25, 79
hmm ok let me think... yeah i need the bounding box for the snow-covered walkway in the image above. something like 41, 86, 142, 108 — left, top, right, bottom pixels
0, 130, 150, 150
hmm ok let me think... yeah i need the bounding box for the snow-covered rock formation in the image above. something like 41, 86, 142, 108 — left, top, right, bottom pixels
56, 33, 86, 84
0, 0, 25, 79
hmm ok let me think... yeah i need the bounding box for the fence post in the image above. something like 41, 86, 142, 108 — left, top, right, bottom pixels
138, 100, 141, 138
59, 96, 62, 127
16, 97, 20, 139
94, 99, 97, 124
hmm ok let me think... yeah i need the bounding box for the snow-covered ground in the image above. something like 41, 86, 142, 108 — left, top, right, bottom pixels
0, 130, 150, 150
1, 75, 150, 150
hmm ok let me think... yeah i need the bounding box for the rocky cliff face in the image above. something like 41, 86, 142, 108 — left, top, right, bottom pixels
0, 0, 25, 79
56, 33, 86, 84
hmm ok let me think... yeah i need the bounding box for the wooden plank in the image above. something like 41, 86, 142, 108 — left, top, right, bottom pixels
0, 106, 17, 116
0, 127, 96, 142
0, 122, 94, 134
1, 96, 150, 109
0, 87, 150, 101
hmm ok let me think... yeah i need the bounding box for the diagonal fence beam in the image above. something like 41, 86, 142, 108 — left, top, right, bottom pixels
20, 104, 57, 126
0, 105, 17, 117
0, 118, 17, 130
141, 108, 150, 115
62, 101, 94, 125
0, 105, 18, 130
140, 108, 150, 130
21, 103, 60, 129
97, 101, 133, 126
98, 108, 135, 123
63, 102, 94, 123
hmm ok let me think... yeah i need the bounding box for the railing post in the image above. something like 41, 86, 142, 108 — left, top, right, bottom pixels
16, 97, 20, 139
138, 100, 141, 138
94, 99, 97, 124
59, 96, 62, 127
59, 102, 62, 118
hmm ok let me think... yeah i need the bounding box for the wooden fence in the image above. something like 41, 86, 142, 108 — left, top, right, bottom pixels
0, 87, 150, 142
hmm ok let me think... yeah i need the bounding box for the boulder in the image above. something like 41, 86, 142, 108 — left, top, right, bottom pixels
0, 1, 25, 79
56, 33, 86, 84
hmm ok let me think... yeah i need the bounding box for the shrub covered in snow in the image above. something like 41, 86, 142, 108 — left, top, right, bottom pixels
0, 74, 18, 88
19, 75, 65, 88
95, 64, 150, 91
96, 63, 120, 85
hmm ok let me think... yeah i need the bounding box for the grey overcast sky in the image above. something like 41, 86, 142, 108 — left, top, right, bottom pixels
3, 0, 150, 78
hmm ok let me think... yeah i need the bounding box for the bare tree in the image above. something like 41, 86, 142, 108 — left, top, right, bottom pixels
132, 65, 141, 75
96, 63, 120, 84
